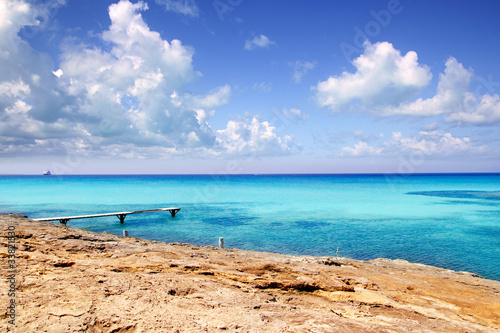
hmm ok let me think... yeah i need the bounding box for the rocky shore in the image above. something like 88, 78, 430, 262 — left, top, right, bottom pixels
1, 213, 499, 332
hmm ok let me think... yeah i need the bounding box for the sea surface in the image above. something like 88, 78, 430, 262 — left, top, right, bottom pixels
1, 173, 499, 281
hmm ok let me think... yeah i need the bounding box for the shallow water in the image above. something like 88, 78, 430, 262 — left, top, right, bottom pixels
1, 173, 499, 281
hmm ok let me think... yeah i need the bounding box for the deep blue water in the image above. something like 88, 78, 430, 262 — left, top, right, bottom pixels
1, 173, 499, 281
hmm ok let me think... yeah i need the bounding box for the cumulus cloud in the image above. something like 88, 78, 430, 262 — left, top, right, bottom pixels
315, 41, 432, 110
446, 91, 500, 124
0, 0, 71, 143
215, 116, 300, 156
382, 57, 500, 124
315, 41, 500, 125
0, 0, 31, 39
244, 34, 276, 50
56, 0, 207, 149
292, 60, 316, 83
1, 0, 297, 160
382, 57, 473, 116
155, 0, 199, 17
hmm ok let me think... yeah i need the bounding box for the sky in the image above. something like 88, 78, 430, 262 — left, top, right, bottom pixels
1, 0, 500, 174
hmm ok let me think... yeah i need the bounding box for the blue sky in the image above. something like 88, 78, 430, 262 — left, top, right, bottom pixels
1, 0, 500, 174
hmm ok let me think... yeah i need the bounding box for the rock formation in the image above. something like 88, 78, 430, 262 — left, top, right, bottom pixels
1, 214, 499, 332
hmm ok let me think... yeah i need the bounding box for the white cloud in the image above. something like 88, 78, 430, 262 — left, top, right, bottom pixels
244, 34, 276, 50
281, 108, 309, 122
0, 0, 298, 160
0, 0, 71, 140
0, 80, 31, 99
52, 68, 63, 78
387, 131, 480, 155
0, 0, 32, 41
194, 108, 214, 124
292, 60, 316, 83
315, 41, 432, 110
382, 57, 475, 116
252, 82, 272, 93
4, 99, 31, 115
341, 141, 383, 157
340, 131, 485, 158
190, 85, 231, 110
315, 42, 500, 125
155, 0, 199, 17
56, 0, 212, 149
446, 93, 500, 124
423, 122, 439, 131
382, 57, 500, 124
215, 116, 300, 156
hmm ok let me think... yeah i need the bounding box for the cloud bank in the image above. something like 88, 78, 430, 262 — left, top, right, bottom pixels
341, 131, 484, 158
0, 0, 296, 159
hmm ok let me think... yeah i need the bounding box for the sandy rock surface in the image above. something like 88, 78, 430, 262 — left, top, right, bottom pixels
1, 214, 499, 332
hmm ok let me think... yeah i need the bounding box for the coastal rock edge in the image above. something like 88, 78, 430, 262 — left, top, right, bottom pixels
1, 214, 499, 332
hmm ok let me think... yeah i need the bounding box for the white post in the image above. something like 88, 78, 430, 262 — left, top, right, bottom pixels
337, 247, 339, 258
219, 237, 224, 248
123, 230, 129, 237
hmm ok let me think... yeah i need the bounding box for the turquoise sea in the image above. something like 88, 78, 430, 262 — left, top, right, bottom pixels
1, 174, 499, 281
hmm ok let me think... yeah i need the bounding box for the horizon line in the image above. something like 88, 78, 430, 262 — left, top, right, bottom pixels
2, 172, 500, 176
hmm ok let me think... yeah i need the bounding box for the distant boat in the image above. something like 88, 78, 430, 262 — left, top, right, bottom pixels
43, 170, 51, 176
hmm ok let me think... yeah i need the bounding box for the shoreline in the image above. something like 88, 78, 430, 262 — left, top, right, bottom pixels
1, 213, 499, 332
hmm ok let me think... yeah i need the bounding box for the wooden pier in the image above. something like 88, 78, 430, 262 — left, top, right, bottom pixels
32, 207, 180, 224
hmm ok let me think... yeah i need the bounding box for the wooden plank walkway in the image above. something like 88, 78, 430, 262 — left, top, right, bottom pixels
32, 207, 180, 224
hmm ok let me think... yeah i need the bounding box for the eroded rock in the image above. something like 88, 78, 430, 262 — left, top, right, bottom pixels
1, 214, 499, 332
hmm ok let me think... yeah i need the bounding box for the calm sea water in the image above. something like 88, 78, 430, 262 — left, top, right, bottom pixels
1, 174, 499, 281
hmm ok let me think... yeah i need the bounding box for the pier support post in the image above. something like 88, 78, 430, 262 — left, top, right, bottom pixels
123, 230, 128, 237
169, 209, 179, 217
59, 219, 69, 225
219, 237, 224, 249
117, 214, 127, 223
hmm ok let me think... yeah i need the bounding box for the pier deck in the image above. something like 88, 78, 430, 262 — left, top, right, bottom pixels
32, 207, 180, 224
